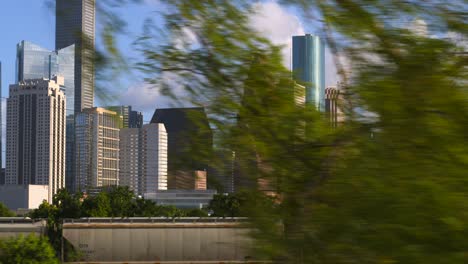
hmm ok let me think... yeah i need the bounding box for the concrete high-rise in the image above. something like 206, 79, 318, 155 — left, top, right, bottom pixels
75, 107, 120, 192
6, 77, 66, 202
56, 0, 95, 112
106, 105, 143, 128
16, 41, 76, 193
292, 34, 325, 109
120, 123, 168, 195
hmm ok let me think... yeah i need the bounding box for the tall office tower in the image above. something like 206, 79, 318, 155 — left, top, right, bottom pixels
16, 41, 75, 115
151, 107, 213, 188
56, 0, 95, 112
16, 41, 76, 193
292, 34, 325, 109
120, 123, 168, 195
6, 77, 66, 202
106, 105, 144, 128
75, 107, 120, 192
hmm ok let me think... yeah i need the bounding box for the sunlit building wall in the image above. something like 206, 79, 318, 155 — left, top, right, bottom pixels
75, 107, 120, 192
16, 40, 76, 193
120, 123, 168, 195
106, 105, 144, 128
6, 77, 66, 202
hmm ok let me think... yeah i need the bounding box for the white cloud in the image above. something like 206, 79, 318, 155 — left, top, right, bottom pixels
249, 1, 338, 86
410, 18, 429, 37
120, 1, 342, 114
446, 31, 468, 51
117, 72, 194, 121
249, 1, 304, 69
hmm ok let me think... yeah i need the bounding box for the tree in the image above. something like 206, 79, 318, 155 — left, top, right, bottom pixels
107, 186, 135, 217
0, 202, 14, 217
53, 189, 82, 219
81, 192, 111, 217
29, 200, 57, 220
209, 194, 242, 217
185, 208, 209, 217
60, 0, 468, 262
0, 234, 59, 264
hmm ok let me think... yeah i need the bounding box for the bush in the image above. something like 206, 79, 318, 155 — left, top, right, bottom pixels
0, 202, 14, 217
0, 234, 59, 264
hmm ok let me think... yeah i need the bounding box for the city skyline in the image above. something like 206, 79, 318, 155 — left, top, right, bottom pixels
0, 1, 338, 124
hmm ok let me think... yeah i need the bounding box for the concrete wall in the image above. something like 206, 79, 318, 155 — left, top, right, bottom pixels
0, 219, 47, 239
63, 220, 254, 262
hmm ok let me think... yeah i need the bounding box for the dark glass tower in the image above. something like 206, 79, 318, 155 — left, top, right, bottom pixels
292, 34, 325, 109
56, 0, 95, 112
56, 0, 95, 193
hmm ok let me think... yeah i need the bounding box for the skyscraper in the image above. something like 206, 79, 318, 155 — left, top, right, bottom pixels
150, 107, 213, 187
16, 41, 75, 115
120, 123, 168, 195
292, 34, 325, 109
56, 0, 95, 112
106, 105, 144, 128
16, 41, 76, 193
6, 77, 66, 202
75, 108, 120, 192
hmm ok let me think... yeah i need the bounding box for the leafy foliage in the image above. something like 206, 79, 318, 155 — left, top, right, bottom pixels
90, 0, 468, 263
0, 202, 15, 217
0, 234, 58, 264
45, 0, 468, 262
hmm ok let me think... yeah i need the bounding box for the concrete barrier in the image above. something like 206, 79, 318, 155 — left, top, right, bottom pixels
62, 218, 256, 262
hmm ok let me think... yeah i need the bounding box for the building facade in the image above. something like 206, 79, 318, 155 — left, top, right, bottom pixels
16, 41, 76, 193
151, 107, 213, 188
6, 77, 66, 201
292, 34, 325, 109
56, 0, 95, 112
75, 107, 120, 192
325, 86, 340, 127
119, 123, 168, 195
107, 105, 143, 128
16, 40, 75, 116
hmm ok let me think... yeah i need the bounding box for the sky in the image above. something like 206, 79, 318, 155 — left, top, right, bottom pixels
0, 0, 339, 164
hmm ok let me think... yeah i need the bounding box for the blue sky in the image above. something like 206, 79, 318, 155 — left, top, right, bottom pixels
0, 0, 151, 107
0, 1, 337, 112
0, 1, 55, 100
0, 0, 339, 166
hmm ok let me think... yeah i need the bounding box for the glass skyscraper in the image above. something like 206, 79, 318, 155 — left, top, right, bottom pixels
16, 41, 75, 115
16, 41, 76, 193
56, 0, 95, 112
292, 34, 325, 109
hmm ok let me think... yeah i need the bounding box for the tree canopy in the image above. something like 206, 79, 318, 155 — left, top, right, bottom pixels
0, 234, 58, 264
48, 0, 468, 262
